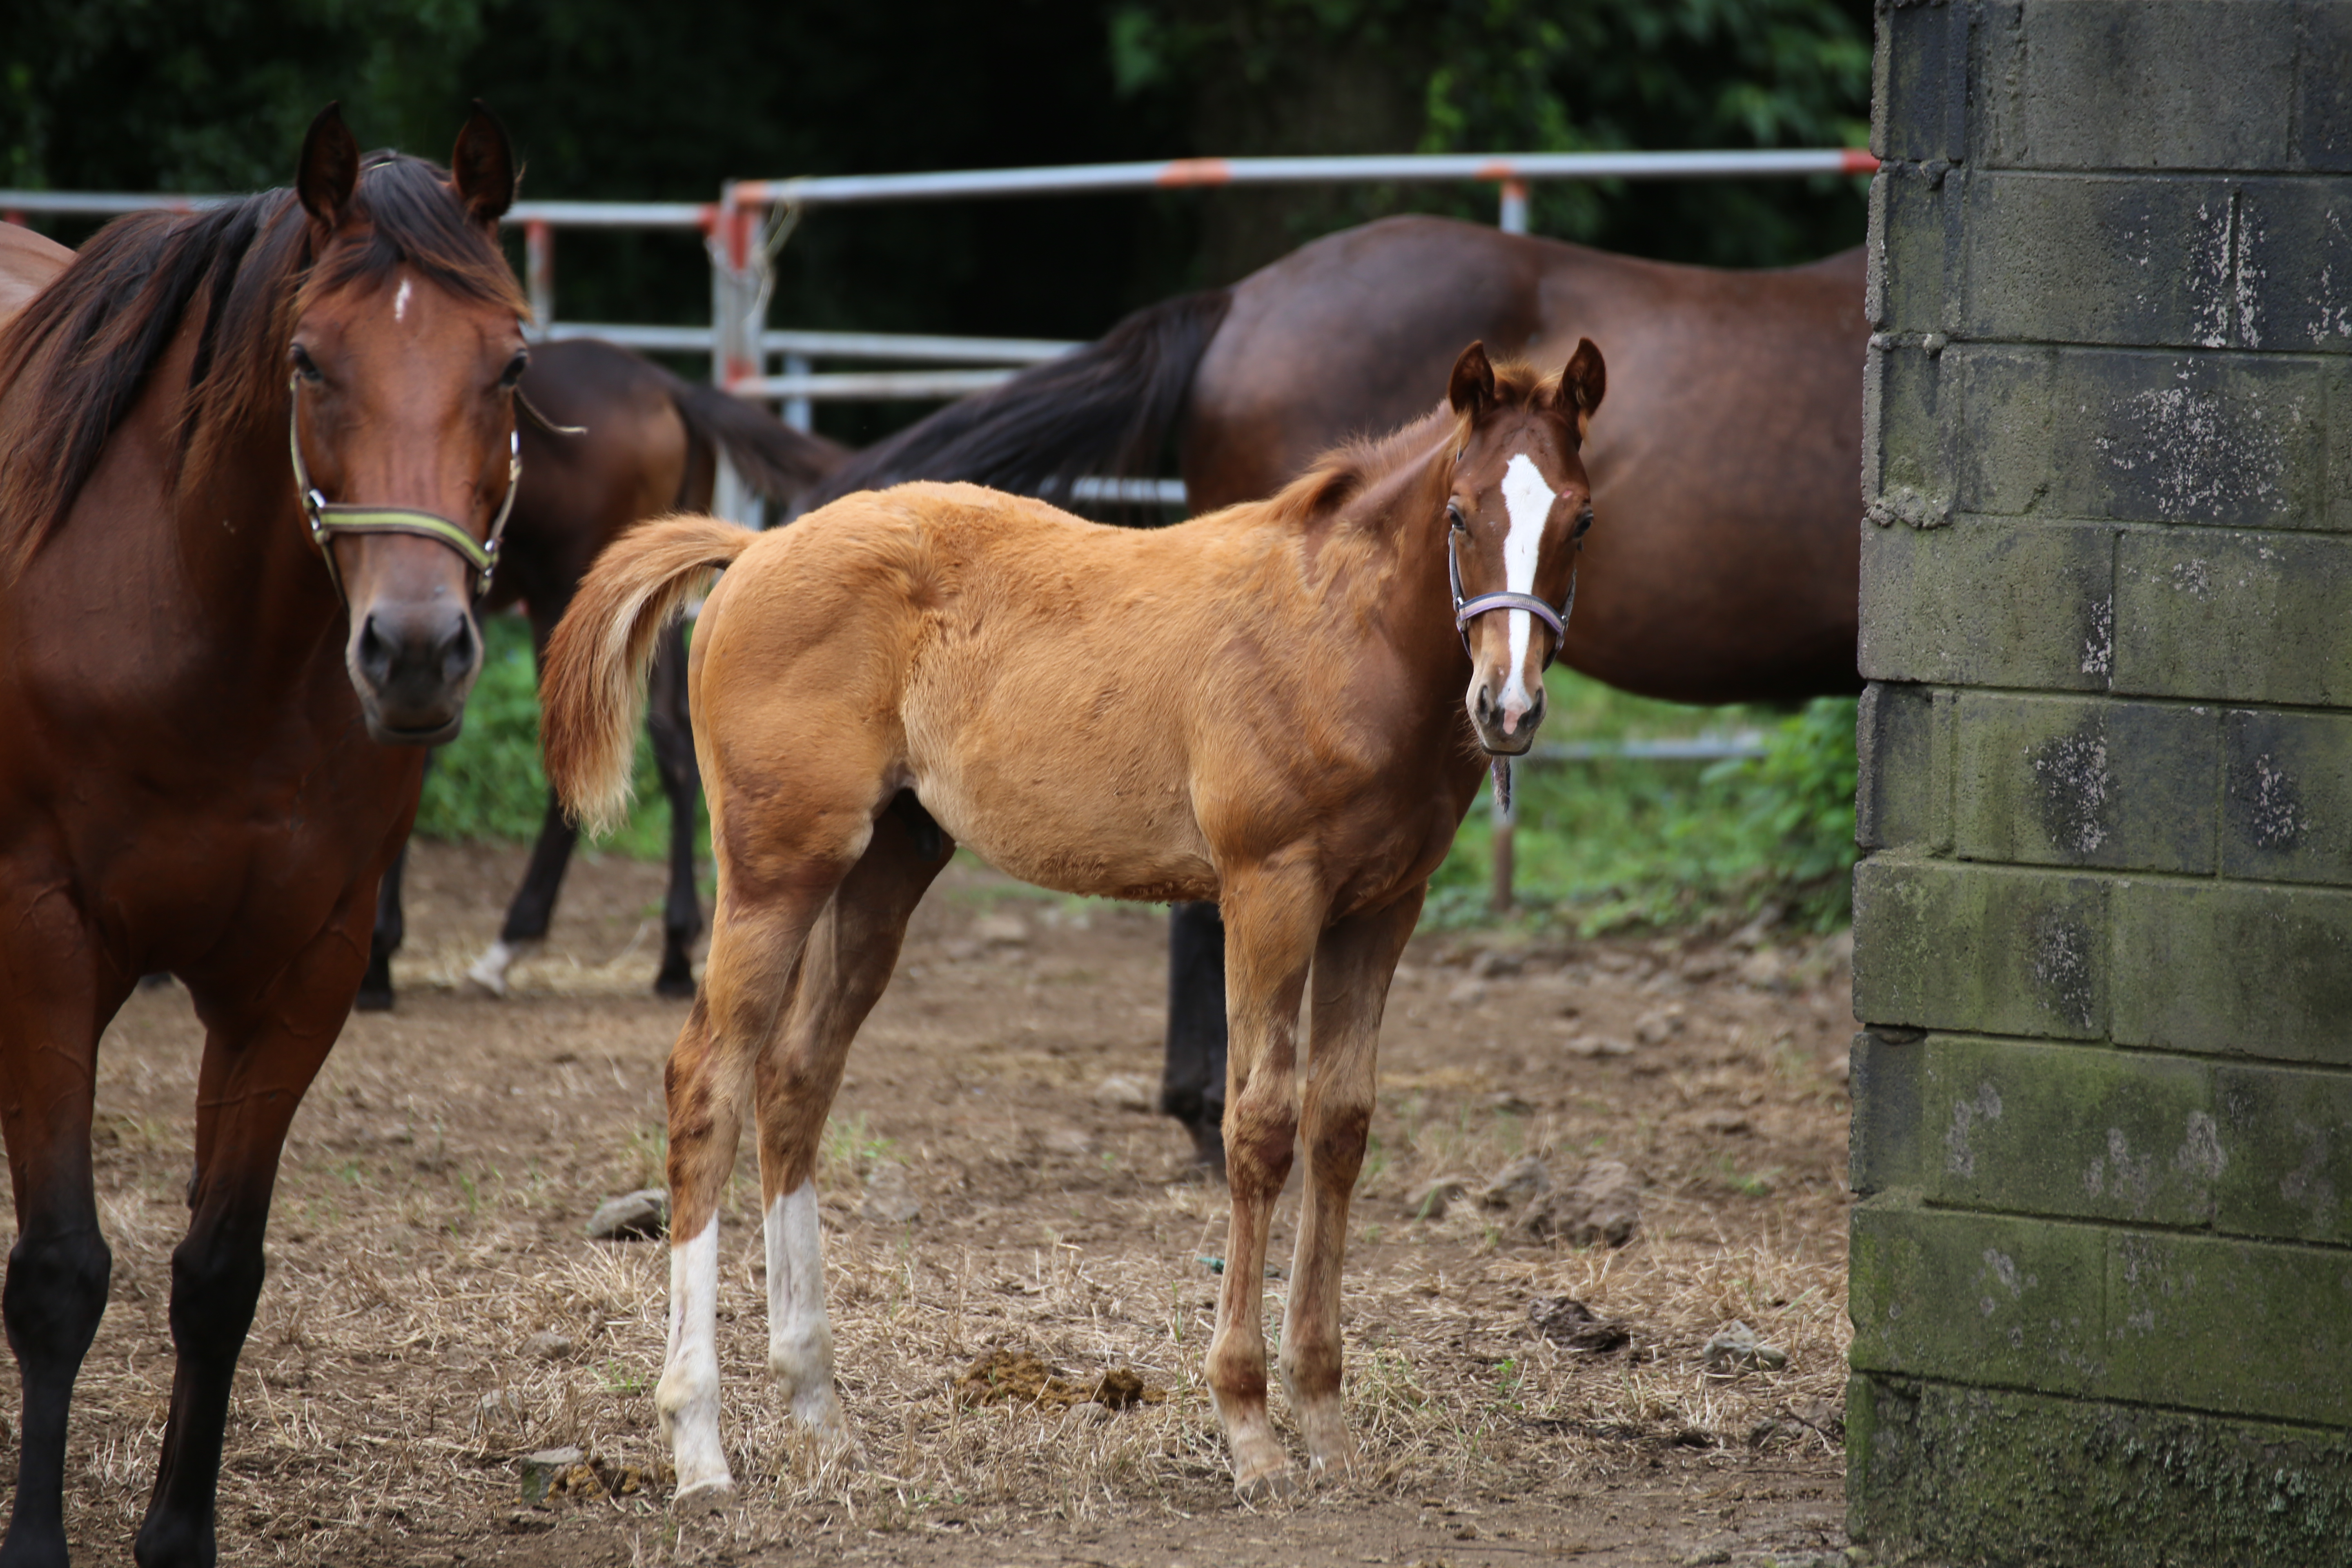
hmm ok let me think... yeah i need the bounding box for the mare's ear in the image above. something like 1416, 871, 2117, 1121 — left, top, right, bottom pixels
297, 103, 361, 233
450, 100, 518, 227
1448, 341, 1496, 416
1561, 338, 1605, 443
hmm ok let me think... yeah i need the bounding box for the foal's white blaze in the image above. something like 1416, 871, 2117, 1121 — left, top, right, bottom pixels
765, 1182, 848, 1440
392, 276, 414, 324
657, 1216, 735, 1505
1497, 452, 1557, 729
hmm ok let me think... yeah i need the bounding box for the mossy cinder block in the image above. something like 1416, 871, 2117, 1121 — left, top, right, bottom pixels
1878, 0, 1969, 165
2113, 528, 2352, 705
1853, 1200, 2352, 1424
1862, 339, 1951, 523
1874, 165, 1957, 336
2221, 708, 2352, 884
1951, 693, 2217, 873
1860, 517, 2115, 690
2111, 878, 2352, 1067
2300, 0, 2352, 173
1915, 1036, 2220, 1227
1848, 1375, 2352, 1568
1851, 1027, 1929, 1198
1850, 1200, 2107, 1396
1858, 682, 1948, 852
1959, 173, 2255, 349
2238, 180, 2352, 355
1973, 1, 2300, 172
1853, 858, 2107, 1038
2215, 1064, 2352, 1245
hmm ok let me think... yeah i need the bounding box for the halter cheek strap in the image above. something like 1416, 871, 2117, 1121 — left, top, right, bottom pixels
288, 372, 521, 604
1447, 523, 1575, 668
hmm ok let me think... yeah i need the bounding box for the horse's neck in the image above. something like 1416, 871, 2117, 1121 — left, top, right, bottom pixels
1312, 438, 1468, 705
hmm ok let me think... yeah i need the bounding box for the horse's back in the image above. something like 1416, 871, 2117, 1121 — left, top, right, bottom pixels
0, 223, 71, 336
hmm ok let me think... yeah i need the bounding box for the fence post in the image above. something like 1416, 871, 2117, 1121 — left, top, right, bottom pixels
708, 185, 769, 525
1488, 766, 1516, 914
781, 351, 813, 432
1497, 179, 1529, 234
523, 219, 553, 336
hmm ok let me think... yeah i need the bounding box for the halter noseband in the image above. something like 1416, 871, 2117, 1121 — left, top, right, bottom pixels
1446, 519, 1575, 669
287, 372, 521, 604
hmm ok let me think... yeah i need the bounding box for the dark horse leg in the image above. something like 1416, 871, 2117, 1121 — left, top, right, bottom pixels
646, 620, 704, 999
0, 916, 129, 1568
131, 904, 364, 1567
1159, 900, 1230, 1171
470, 619, 702, 1000
355, 840, 406, 1012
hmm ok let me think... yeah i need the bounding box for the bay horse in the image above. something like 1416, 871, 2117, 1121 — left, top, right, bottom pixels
361, 337, 845, 1009
541, 340, 1606, 1504
805, 214, 1866, 1163
0, 106, 528, 1565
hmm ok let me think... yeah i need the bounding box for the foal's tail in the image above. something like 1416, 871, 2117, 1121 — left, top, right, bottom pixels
542, 516, 754, 836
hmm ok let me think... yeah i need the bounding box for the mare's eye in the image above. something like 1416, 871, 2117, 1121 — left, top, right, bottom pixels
1573, 506, 1595, 540
499, 350, 529, 390
290, 343, 323, 383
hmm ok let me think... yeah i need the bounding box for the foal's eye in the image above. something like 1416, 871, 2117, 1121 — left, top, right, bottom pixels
1446, 501, 1466, 529
290, 343, 323, 383
1573, 506, 1595, 540
498, 350, 529, 390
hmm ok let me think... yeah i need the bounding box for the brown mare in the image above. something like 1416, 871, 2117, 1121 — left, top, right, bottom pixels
542, 340, 1606, 1503
362, 337, 844, 1009
0, 107, 528, 1566
807, 214, 1866, 1161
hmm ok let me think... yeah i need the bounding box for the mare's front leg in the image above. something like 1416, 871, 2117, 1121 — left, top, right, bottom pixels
1158, 901, 1229, 1172
0, 896, 129, 1568
133, 890, 371, 1568
356, 841, 407, 1012
754, 792, 951, 1449
646, 621, 704, 1000
1282, 886, 1422, 1477
1205, 860, 1324, 1500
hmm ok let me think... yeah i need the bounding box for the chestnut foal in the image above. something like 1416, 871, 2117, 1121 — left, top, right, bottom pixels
542, 340, 1604, 1505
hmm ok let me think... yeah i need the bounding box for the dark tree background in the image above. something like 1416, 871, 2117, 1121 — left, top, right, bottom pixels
2, 0, 1871, 443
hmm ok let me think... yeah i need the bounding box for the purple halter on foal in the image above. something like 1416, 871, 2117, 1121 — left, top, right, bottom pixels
1445, 517, 1575, 807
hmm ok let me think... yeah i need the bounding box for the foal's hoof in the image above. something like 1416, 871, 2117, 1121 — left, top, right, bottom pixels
1233, 1464, 1299, 1504
671, 1477, 737, 1516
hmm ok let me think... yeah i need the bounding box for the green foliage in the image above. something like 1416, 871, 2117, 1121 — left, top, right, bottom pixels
1427, 670, 1857, 936
412, 613, 694, 861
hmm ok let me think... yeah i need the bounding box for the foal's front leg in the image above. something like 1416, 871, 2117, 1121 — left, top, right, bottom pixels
1205, 862, 1323, 1500
1283, 887, 1422, 1477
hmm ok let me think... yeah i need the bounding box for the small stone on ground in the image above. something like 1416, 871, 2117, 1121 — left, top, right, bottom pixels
584, 1187, 668, 1241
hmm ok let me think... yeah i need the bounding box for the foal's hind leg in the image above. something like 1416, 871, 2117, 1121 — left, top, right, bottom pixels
1281, 887, 1421, 1478
0, 908, 127, 1568
755, 791, 950, 1448
656, 805, 880, 1510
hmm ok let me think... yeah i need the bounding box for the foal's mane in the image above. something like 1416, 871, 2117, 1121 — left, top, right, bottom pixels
1245, 359, 1557, 533
0, 153, 528, 582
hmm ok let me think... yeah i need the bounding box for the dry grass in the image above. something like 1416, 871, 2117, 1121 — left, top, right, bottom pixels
27, 844, 1853, 1564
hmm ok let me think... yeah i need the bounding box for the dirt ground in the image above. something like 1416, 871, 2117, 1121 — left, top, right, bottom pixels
33, 842, 1861, 1567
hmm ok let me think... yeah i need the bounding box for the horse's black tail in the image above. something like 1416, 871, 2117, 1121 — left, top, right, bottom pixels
800, 287, 1234, 512
667, 374, 850, 504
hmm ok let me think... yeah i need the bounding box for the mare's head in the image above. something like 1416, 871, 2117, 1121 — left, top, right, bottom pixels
1443, 339, 1606, 756
289, 104, 528, 744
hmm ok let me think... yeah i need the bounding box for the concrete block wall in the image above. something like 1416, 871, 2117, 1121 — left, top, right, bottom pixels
1851, 4, 2352, 1561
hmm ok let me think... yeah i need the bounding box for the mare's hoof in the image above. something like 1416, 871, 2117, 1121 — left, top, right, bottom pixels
354, 986, 394, 1013
653, 967, 698, 1001
1233, 1464, 1299, 1504
671, 1477, 737, 1516
1184, 1117, 1227, 1178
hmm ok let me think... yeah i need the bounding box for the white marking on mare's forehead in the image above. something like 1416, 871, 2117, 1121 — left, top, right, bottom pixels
393, 277, 414, 323
1497, 453, 1558, 712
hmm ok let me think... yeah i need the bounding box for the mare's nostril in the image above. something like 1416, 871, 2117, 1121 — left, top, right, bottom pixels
356, 613, 396, 689
437, 612, 478, 683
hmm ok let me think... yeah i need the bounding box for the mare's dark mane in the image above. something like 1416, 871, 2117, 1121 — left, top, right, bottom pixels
0, 153, 527, 582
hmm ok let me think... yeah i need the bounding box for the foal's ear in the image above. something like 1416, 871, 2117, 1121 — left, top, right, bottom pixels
297, 103, 361, 233
1560, 338, 1606, 443
1448, 341, 1497, 416
450, 100, 518, 227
